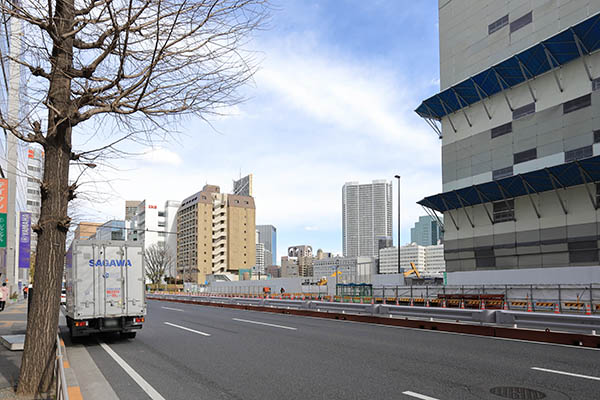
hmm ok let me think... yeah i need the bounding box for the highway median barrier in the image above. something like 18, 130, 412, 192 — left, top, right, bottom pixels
147, 293, 600, 348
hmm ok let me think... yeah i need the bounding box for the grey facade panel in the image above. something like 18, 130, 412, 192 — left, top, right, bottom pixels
472, 161, 491, 175
496, 256, 518, 268
518, 254, 542, 267
538, 140, 563, 158
541, 252, 569, 267
563, 134, 593, 152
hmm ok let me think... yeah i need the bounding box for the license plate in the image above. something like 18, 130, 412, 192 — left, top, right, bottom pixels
104, 319, 118, 327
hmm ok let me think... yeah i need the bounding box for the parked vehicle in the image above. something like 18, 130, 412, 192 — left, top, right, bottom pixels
65, 240, 146, 339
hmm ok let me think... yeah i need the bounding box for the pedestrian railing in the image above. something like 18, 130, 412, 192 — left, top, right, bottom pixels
55, 333, 69, 400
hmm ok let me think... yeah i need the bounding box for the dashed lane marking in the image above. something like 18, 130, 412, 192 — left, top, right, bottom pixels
232, 318, 297, 330
161, 306, 184, 312
99, 342, 166, 400
402, 391, 440, 400
531, 367, 600, 381
164, 322, 211, 336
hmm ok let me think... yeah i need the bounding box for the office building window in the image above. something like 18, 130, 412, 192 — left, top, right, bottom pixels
510, 11, 532, 33
563, 94, 591, 114
594, 130, 600, 143
491, 122, 512, 139
493, 166, 513, 180
514, 148, 537, 164
592, 77, 600, 91
488, 15, 508, 34
493, 200, 514, 223
564, 146, 592, 163
512, 102, 535, 119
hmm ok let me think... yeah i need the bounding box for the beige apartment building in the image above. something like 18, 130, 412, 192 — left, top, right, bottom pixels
74, 222, 102, 240
176, 184, 256, 283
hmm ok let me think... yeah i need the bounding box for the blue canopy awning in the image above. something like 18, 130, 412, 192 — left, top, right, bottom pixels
418, 156, 600, 213
415, 13, 600, 120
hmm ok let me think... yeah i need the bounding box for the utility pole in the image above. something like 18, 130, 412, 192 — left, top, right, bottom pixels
394, 175, 401, 274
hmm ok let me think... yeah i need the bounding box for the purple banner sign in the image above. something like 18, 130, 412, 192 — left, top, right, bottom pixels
18, 212, 31, 269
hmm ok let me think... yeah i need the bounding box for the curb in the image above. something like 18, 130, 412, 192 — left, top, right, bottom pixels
58, 335, 83, 400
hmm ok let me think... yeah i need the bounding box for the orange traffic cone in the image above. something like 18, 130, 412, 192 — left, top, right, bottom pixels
460, 299, 465, 309
396, 297, 400, 306
442, 299, 447, 308
481, 300, 486, 310
371, 296, 375, 305
527, 301, 533, 312
410, 298, 414, 307
553, 303, 560, 314
360, 296, 364, 304
503, 301, 509, 310
426, 299, 430, 308
585, 303, 592, 315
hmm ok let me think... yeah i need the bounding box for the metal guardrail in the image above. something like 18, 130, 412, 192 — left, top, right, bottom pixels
148, 293, 600, 335
55, 333, 69, 400
378, 304, 495, 323
496, 310, 600, 334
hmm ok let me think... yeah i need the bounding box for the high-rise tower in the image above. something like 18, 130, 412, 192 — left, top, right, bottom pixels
342, 180, 392, 258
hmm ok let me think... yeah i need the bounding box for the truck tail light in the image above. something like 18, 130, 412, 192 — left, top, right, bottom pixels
74, 321, 88, 327
135, 317, 144, 323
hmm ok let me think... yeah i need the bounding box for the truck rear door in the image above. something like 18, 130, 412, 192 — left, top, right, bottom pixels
124, 244, 145, 316
102, 244, 126, 317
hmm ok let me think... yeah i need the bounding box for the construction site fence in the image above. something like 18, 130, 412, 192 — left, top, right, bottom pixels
149, 283, 600, 315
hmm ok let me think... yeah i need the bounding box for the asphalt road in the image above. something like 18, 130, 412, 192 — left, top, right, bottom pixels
72, 299, 600, 400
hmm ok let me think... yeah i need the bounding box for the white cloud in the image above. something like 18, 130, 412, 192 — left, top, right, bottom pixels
254, 40, 438, 159
140, 148, 182, 166
71, 30, 443, 256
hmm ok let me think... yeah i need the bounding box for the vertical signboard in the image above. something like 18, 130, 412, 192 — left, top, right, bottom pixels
18, 212, 31, 269
0, 179, 7, 248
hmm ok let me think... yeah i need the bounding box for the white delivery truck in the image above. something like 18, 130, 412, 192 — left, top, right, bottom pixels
65, 240, 146, 338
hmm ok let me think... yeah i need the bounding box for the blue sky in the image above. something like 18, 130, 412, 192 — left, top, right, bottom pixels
77, 1, 442, 260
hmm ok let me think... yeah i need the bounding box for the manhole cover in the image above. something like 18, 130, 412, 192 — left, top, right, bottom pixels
490, 387, 546, 399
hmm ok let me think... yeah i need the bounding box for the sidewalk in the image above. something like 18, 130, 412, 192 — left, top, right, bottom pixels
0, 300, 27, 398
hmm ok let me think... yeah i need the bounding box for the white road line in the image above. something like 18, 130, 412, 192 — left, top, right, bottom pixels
99, 342, 166, 400
232, 318, 297, 330
161, 306, 184, 312
531, 367, 600, 381
402, 390, 440, 400
164, 322, 211, 336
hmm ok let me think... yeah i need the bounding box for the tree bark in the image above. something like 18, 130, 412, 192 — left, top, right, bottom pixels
17, 0, 74, 394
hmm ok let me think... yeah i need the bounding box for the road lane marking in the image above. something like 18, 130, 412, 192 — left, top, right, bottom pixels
402, 391, 440, 400
164, 322, 211, 336
161, 306, 184, 312
99, 342, 166, 400
531, 367, 600, 381
232, 318, 297, 330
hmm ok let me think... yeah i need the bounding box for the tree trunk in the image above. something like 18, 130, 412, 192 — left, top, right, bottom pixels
17, 0, 74, 394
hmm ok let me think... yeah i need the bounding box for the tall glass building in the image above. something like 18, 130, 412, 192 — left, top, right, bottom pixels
256, 225, 277, 266
342, 180, 392, 258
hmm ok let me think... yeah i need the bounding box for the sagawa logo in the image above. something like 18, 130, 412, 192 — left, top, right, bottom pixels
89, 259, 133, 267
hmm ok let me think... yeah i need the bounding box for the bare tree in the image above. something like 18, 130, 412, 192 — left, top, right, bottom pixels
0, 0, 268, 394
145, 242, 173, 285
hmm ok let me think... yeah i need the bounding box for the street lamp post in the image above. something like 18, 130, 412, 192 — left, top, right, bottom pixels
394, 175, 401, 274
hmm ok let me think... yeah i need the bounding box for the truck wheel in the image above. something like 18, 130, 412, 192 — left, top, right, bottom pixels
121, 331, 136, 339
